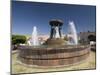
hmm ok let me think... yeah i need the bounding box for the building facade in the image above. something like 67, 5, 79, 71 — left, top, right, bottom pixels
79, 31, 96, 44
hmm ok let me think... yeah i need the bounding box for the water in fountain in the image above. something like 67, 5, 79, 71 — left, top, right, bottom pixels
67, 21, 78, 45
28, 26, 39, 46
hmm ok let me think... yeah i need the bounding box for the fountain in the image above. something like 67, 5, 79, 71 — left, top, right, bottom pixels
67, 21, 78, 45
18, 19, 90, 67
28, 26, 39, 46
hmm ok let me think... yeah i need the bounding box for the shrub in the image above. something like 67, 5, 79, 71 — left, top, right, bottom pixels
12, 35, 26, 45
64, 36, 68, 41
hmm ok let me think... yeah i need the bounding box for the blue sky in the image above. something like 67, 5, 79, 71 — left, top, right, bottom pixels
12, 1, 96, 35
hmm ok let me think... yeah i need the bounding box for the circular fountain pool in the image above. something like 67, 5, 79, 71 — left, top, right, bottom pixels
18, 45, 90, 66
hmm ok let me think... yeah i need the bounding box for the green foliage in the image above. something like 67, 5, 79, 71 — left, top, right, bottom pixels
88, 35, 96, 41
64, 36, 68, 41
12, 35, 26, 45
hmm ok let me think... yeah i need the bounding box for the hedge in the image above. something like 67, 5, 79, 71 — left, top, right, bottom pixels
12, 35, 26, 45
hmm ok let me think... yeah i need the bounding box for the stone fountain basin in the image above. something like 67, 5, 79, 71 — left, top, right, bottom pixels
18, 45, 90, 66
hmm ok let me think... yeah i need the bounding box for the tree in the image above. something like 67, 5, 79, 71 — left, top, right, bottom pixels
12, 35, 26, 45
88, 35, 96, 41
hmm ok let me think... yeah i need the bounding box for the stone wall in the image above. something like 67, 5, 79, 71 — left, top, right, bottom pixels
18, 46, 90, 66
